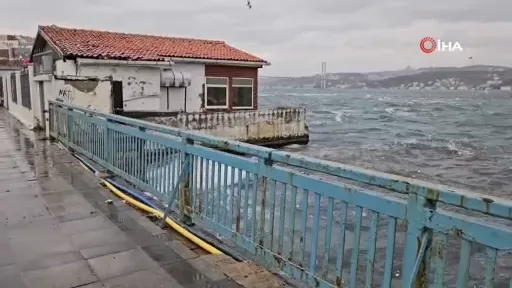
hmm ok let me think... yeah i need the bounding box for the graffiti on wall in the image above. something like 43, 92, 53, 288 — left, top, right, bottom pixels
57, 84, 74, 103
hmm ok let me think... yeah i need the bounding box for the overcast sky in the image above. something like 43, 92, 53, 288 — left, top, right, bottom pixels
1, 0, 511, 76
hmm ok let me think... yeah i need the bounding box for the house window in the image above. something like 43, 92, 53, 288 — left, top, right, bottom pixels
205, 77, 228, 108
233, 78, 253, 108
33, 51, 54, 75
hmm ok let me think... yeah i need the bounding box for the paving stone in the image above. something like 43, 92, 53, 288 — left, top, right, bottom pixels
46, 200, 98, 218
141, 242, 184, 264
167, 240, 199, 260
124, 208, 165, 236
0, 242, 16, 267
18, 251, 84, 272
21, 260, 98, 288
0, 264, 19, 278
56, 208, 100, 222
0, 180, 37, 195
103, 268, 184, 288
0, 273, 27, 288
80, 241, 137, 259
69, 226, 129, 250
59, 214, 113, 235
40, 190, 90, 207
162, 260, 211, 286
37, 177, 76, 194
0, 170, 26, 181
0, 161, 17, 170
0, 194, 50, 226
88, 248, 158, 280
2, 212, 58, 231
8, 221, 76, 263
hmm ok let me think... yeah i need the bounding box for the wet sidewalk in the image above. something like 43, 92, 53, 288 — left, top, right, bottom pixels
0, 110, 272, 288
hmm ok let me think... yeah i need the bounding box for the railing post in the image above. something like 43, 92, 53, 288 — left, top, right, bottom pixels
402, 193, 435, 288
104, 119, 111, 163
66, 107, 73, 146
48, 103, 54, 138
179, 137, 194, 226
137, 126, 147, 183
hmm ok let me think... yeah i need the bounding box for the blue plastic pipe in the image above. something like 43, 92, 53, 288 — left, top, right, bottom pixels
73, 154, 159, 210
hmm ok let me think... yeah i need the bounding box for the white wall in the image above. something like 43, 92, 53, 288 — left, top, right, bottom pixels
55, 59, 205, 112
142, 108, 309, 145
159, 63, 205, 112
36, 75, 113, 136
2, 67, 38, 129
80, 62, 161, 111
51, 79, 112, 113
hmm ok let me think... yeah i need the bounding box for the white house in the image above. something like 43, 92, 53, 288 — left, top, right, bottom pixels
1, 25, 309, 147
30, 25, 269, 115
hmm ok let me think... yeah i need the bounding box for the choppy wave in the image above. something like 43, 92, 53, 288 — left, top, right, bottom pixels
260, 88, 512, 198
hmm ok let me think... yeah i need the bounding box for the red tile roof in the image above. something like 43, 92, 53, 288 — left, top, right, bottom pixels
39, 25, 267, 64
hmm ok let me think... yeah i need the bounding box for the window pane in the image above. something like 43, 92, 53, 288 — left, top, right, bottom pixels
206, 86, 227, 106
233, 87, 253, 107
206, 77, 228, 85
233, 78, 253, 86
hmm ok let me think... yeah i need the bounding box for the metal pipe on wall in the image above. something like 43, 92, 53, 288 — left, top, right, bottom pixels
183, 87, 187, 112
166, 88, 170, 110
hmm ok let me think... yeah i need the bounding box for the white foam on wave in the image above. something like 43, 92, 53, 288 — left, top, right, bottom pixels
446, 140, 474, 156
385, 107, 396, 114
335, 111, 344, 122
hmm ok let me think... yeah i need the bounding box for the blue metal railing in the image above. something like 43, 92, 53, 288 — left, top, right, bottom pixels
48, 101, 512, 288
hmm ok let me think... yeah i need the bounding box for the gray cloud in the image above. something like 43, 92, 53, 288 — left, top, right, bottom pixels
1, 0, 511, 76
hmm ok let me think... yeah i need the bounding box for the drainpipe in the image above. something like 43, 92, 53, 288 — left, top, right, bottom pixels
183, 87, 187, 112
166, 88, 169, 110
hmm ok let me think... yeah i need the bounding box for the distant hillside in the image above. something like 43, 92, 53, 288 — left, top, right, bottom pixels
260, 65, 512, 91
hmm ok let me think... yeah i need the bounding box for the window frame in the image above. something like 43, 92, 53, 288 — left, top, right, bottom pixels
232, 77, 254, 109
205, 76, 229, 109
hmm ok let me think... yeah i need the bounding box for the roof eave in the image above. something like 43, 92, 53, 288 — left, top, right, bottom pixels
170, 57, 270, 67
30, 26, 64, 61
76, 57, 174, 67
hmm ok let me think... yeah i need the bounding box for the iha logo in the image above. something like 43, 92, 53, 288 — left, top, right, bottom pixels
420, 37, 463, 53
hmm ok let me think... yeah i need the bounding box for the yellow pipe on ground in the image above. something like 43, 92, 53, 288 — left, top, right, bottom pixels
78, 160, 223, 255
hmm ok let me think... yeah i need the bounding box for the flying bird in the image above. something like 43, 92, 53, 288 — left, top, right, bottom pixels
246, 0, 252, 9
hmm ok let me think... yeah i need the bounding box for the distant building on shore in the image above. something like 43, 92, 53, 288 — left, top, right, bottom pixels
0, 34, 34, 73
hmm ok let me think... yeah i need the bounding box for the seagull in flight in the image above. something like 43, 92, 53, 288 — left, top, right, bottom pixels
246, 0, 252, 9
